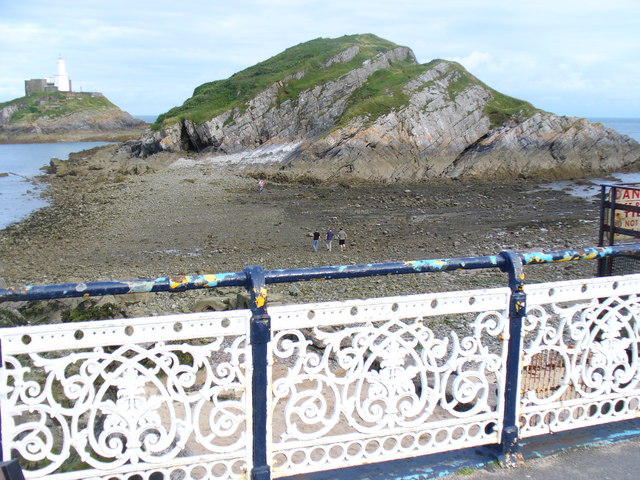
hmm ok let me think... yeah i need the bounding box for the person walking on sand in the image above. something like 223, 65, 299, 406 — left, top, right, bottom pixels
337, 228, 347, 251
312, 230, 320, 252
257, 179, 265, 193
325, 228, 334, 251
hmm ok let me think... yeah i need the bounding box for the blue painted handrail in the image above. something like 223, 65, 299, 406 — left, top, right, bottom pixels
2, 245, 638, 303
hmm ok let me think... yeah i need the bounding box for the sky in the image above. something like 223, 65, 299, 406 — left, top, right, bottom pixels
1, 0, 638, 118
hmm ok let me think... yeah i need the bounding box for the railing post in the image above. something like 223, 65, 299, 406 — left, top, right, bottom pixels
244, 266, 271, 480
497, 250, 526, 466
598, 185, 616, 276
597, 185, 605, 276
0, 460, 26, 480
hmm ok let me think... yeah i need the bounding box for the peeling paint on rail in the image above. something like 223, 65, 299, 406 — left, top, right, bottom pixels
2, 244, 640, 303
520, 246, 625, 265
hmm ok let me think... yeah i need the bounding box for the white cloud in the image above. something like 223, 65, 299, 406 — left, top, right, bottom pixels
446, 52, 494, 71
1, 0, 638, 116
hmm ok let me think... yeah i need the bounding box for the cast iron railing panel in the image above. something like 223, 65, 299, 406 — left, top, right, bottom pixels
0, 311, 252, 480
519, 275, 640, 438
268, 288, 511, 477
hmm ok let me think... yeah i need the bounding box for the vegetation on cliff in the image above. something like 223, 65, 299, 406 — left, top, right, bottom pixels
0, 91, 118, 124
441, 61, 538, 127
154, 34, 402, 129
336, 61, 424, 128
0, 91, 147, 143
133, 34, 638, 181
152, 33, 537, 132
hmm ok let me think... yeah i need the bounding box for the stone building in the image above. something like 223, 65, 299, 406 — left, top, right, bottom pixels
24, 57, 72, 95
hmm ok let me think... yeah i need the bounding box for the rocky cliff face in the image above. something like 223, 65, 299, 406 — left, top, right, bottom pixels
0, 95, 147, 143
127, 35, 640, 181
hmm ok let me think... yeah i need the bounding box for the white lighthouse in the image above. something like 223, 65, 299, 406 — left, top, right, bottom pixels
53, 57, 71, 92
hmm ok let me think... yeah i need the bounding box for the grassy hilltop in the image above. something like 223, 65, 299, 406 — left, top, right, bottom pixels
153, 33, 538, 131
0, 91, 118, 123
0, 91, 146, 143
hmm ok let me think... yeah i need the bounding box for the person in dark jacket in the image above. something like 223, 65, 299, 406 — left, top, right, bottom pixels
312, 230, 320, 252
325, 229, 334, 251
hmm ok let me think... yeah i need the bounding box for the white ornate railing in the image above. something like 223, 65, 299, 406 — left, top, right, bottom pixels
519, 275, 640, 437
1, 267, 640, 479
0, 311, 252, 480
268, 289, 510, 477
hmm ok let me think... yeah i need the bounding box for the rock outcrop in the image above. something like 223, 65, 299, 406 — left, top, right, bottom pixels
0, 92, 147, 143
125, 34, 640, 182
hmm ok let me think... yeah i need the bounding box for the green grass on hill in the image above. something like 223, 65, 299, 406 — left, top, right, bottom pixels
152, 34, 402, 130
444, 61, 539, 127
484, 90, 539, 127
1, 91, 116, 124
337, 61, 424, 128
338, 59, 538, 129
151, 33, 539, 133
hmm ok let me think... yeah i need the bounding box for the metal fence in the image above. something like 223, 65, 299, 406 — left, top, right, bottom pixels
1, 245, 640, 480
598, 183, 640, 276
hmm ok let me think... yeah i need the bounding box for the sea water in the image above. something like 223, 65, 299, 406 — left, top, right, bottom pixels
0, 142, 112, 229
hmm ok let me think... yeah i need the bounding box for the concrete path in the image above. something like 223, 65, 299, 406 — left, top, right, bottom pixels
292, 419, 640, 480
452, 436, 640, 480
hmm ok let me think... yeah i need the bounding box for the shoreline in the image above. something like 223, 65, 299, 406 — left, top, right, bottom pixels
0, 140, 130, 230
0, 126, 148, 145
0, 146, 605, 319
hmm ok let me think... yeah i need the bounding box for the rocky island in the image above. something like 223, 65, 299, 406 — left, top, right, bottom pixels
0, 91, 147, 143
126, 33, 639, 181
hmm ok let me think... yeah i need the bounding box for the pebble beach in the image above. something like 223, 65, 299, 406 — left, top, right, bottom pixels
0, 144, 605, 320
